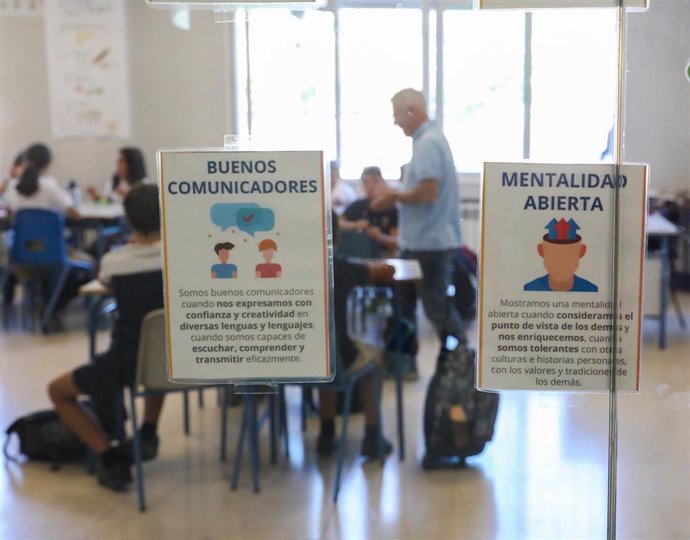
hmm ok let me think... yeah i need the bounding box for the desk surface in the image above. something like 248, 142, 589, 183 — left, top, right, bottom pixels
647, 212, 679, 236
77, 203, 124, 221
365, 258, 423, 284
79, 279, 112, 296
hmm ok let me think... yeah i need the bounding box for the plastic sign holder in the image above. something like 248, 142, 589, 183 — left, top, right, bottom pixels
477, 0, 648, 9
157, 143, 334, 391
145, 0, 319, 14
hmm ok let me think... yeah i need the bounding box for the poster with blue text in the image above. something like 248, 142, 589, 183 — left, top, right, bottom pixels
478, 162, 647, 392
159, 149, 333, 384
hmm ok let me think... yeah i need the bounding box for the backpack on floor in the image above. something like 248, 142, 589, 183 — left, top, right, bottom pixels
4, 408, 87, 469
422, 345, 499, 469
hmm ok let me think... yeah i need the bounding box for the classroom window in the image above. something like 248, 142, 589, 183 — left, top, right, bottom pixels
239, 6, 618, 177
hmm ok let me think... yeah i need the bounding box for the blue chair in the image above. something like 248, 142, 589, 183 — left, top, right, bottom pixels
8, 208, 94, 331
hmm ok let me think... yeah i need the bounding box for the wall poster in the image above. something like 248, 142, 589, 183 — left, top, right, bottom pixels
44, 0, 130, 138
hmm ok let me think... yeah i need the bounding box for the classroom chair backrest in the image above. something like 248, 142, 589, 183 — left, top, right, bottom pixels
110, 270, 165, 379
11, 208, 68, 267
134, 308, 181, 392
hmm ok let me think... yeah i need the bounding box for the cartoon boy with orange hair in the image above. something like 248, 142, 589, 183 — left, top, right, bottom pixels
255, 239, 282, 278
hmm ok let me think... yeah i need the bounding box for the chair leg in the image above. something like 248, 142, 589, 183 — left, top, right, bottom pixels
220, 386, 228, 462
670, 288, 687, 329
333, 385, 354, 503
182, 390, 190, 435
269, 392, 277, 464
129, 390, 146, 512
373, 368, 385, 466
197, 389, 204, 409
301, 387, 308, 432
230, 398, 248, 491
248, 395, 260, 493
231, 394, 261, 492
280, 386, 290, 459
41, 265, 70, 331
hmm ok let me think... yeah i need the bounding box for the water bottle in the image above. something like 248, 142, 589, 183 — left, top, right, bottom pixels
66, 179, 82, 208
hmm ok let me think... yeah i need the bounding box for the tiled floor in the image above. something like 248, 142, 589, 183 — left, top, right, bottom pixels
0, 298, 689, 540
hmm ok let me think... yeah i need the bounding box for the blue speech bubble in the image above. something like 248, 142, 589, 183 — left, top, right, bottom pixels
210, 203, 260, 232
237, 207, 275, 237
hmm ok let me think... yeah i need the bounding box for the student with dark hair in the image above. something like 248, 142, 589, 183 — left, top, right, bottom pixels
0, 151, 26, 196
3, 144, 88, 324
48, 183, 165, 492
86, 147, 149, 204
5, 143, 78, 219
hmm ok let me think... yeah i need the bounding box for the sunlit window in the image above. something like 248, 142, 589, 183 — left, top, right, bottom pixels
246, 10, 336, 156
242, 7, 619, 176
338, 8, 423, 179
530, 11, 618, 162
443, 10, 526, 171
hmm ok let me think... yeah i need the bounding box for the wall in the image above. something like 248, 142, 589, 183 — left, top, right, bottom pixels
625, 0, 690, 194
0, 4, 232, 188
1, 3, 688, 194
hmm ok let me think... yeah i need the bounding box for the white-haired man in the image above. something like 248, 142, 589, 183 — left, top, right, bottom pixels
372, 88, 465, 354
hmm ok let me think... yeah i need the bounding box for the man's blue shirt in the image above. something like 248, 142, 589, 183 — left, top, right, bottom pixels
399, 121, 461, 251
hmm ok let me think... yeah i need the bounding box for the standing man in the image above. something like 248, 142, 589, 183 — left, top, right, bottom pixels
372, 88, 465, 352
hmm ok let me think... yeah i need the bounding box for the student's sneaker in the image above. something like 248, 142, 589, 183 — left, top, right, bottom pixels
123, 430, 160, 462
97, 453, 132, 492
41, 313, 64, 334
316, 433, 337, 458
360, 434, 393, 461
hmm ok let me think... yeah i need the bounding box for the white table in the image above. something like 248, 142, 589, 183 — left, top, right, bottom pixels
646, 212, 681, 349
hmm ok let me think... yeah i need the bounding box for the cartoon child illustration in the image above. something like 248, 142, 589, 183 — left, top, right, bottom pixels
255, 239, 282, 278
523, 218, 598, 292
212, 242, 238, 279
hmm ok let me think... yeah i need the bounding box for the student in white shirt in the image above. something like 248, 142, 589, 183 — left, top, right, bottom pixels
4, 143, 92, 330
4, 144, 80, 220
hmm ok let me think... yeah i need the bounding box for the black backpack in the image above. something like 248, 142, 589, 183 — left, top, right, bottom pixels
4, 409, 87, 469
451, 249, 477, 322
422, 345, 499, 469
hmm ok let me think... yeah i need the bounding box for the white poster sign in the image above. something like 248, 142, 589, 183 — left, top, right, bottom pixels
479, 0, 647, 8
478, 163, 647, 392
146, 0, 315, 6
159, 149, 333, 383
44, 0, 130, 139
0, 0, 43, 17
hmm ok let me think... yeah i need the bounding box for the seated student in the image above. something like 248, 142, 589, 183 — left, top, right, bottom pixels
86, 147, 149, 204
48, 184, 165, 492
85, 147, 150, 261
317, 213, 394, 459
339, 166, 398, 256
3, 144, 92, 329
0, 151, 26, 197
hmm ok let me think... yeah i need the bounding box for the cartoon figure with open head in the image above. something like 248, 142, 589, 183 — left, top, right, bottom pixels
523, 218, 598, 292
